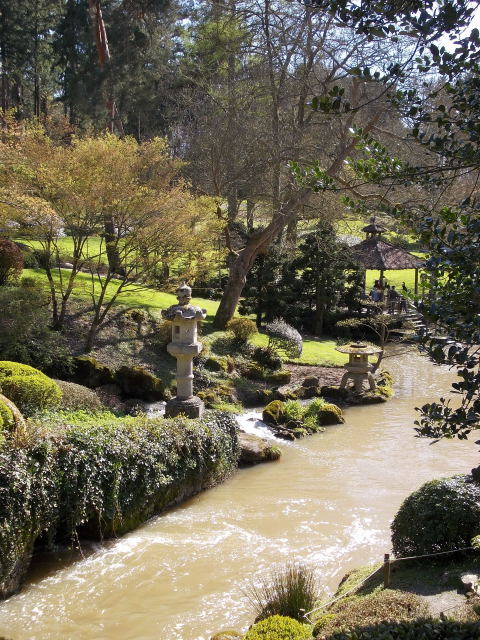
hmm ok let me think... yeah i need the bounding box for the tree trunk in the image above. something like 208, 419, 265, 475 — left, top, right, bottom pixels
103, 214, 123, 274
213, 188, 311, 327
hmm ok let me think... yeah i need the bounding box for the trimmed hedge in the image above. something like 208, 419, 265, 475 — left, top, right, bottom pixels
0, 411, 239, 599
391, 475, 480, 556
0, 361, 62, 415
323, 619, 480, 639
244, 615, 311, 640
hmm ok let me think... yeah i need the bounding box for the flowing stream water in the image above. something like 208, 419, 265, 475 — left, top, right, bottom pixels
0, 349, 479, 640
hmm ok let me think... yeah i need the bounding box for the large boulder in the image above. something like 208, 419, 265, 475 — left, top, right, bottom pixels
262, 400, 285, 426
115, 366, 165, 401
72, 356, 114, 388
238, 432, 281, 466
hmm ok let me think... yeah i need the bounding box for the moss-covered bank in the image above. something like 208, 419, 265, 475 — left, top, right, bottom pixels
0, 411, 239, 599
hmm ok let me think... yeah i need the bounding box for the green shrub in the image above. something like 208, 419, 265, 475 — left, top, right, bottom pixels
391, 475, 480, 557
244, 363, 266, 381
0, 361, 62, 415
72, 356, 114, 388
303, 398, 344, 427
283, 400, 304, 423
253, 347, 283, 371
226, 318, 258, 343
266, 320, 303, 359
262, 400, 285, 426
115, 366, 165, 401
324, 619, 480, 640
246, 563, 319, 623
244, 616, 311, 640
55, 380, 103, 411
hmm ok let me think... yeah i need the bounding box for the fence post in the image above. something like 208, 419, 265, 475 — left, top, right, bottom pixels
383, 553, 391, 588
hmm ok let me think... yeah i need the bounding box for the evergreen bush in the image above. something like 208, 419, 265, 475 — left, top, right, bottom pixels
244, 616, 311, 640
253, 347, 283, 371
0, 362, 62, 415
391, 475, 480, 556
226, 318, 258, 343
55, 380, 103, 411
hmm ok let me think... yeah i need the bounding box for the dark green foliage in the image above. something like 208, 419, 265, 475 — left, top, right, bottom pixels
72, 356, 114, 389
0, 239, 23, 286
253, 347, 282, 371
323, 619, 480, 640
243, 363, 266, 381
266, 320, 303, 359
115, 366, 165, 401
0, 362, 62, 416
0, 411, 238, 598
391, 475, 480, 557
244, 616, 311, 640
246, 563, 319, 623
0, 284, 72, 375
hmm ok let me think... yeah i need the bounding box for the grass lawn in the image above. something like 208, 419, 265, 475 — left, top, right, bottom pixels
251, 331, 345, 366
23, 268, 220, 318
365, 267, 424, 293
23, 268, 358, 367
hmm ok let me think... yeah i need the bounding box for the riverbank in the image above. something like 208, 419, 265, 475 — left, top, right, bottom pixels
0, 411, 239, 600
310, 551, 480, 638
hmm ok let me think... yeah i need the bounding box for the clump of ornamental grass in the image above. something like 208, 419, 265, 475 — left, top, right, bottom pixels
246, 562, 319, 622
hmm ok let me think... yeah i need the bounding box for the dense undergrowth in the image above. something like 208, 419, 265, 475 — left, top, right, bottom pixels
0, 410, 238, 598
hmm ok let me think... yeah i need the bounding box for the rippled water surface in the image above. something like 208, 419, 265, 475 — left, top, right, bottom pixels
0, 349, 478, 640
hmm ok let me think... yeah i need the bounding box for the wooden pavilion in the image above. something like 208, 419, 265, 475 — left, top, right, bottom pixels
351, 218, 423, 294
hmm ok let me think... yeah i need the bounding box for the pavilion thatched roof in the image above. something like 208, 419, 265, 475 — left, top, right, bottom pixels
351, 236, 423, 270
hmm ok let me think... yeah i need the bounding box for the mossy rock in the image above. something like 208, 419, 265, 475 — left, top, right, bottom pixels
265, 369, 292, 385
115, 366, 165, 401
317, 403, 344, 425
302, 376, 319, 388
320, 385, 349, 399
262, 400, 285, 426
0, 361, 62, 416
72, 356, 114, 388
204, 356, 228, 372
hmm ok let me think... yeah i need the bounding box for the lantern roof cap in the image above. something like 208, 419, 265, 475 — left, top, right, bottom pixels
335, 342, 383, 355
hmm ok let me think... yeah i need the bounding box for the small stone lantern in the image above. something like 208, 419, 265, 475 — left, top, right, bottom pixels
162, 283, 207, 418
335, 342, 383, 393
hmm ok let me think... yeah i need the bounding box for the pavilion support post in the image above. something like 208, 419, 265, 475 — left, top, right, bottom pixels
414, 268, 419, 296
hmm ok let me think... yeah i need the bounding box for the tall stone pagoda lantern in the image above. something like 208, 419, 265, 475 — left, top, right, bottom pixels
162, 283, 207, 418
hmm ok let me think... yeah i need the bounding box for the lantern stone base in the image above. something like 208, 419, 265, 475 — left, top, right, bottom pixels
164, 395, 205, 419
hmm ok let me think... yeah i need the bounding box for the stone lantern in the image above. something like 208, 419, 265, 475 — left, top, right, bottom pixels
335, 342, 383, 393
162, 283, 207, 418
